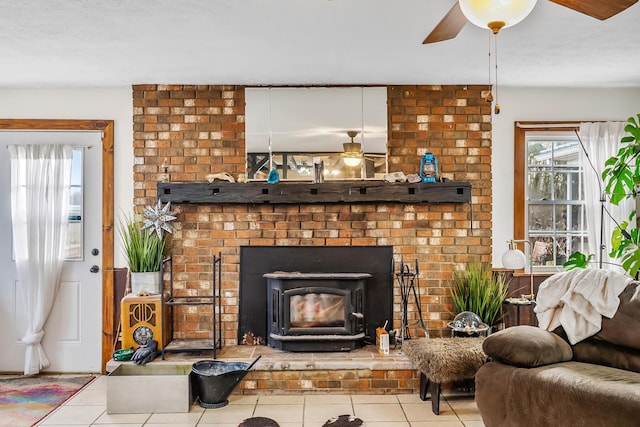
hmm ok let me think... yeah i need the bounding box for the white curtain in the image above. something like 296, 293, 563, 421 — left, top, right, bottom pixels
579, 122, 632, 271
8, 144, 72, 375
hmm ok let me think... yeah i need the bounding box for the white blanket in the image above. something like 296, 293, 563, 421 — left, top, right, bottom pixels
534, 268, 632, 344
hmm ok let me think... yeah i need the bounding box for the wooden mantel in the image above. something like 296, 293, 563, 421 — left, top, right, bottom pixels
157, 180, 472, 205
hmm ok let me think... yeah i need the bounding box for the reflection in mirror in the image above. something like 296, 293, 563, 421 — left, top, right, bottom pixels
245, 87, 388, 181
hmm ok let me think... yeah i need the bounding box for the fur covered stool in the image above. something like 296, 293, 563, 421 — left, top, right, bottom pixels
403, 337, 487, 415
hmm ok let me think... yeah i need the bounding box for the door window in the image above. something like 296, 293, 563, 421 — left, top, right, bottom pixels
65, 148, 83, 260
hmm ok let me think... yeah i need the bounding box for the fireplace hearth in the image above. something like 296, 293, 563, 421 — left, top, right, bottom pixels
265, 272, 371, 351
239, 246, 393, 348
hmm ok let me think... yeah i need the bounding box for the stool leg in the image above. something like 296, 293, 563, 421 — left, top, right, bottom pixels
429, 380, 441, 415
419, 373, 428, 401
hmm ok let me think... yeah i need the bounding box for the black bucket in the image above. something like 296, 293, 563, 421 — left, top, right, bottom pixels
191, 356, 261, 409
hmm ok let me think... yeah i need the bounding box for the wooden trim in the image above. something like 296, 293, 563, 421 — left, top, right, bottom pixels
514, 123, 526, 241
101, 121, 115, 375
158, 181, 472, 205
0, 119, 115, 374
513, 122, 579, 241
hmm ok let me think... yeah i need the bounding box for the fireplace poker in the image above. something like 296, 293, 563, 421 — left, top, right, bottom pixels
395, 259, 429, 349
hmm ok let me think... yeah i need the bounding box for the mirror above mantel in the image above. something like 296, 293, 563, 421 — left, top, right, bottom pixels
245, 86, 388, 181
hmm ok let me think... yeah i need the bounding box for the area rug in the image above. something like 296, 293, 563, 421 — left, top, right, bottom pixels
0, 375, 95, 427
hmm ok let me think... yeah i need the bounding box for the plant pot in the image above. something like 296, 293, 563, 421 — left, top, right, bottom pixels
130, 271, 162, 295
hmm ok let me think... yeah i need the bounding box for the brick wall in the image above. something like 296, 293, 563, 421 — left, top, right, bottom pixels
132, 84, 493, 345
239, 368, 420, 395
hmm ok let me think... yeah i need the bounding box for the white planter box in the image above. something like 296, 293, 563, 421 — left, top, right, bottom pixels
130, 271, 162, 295
107, 364, 192, 413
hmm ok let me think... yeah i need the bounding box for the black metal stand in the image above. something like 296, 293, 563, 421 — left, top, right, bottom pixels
161, 252, 222, 359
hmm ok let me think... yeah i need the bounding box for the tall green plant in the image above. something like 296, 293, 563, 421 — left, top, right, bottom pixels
565, 114, 640, 277
449, 262, 509, 326
601, 114, 640, 277
119, 214, 166, 272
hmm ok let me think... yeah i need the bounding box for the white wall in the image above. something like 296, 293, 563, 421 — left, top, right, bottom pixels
0, 88, 133, 267
492, 87, 640, 267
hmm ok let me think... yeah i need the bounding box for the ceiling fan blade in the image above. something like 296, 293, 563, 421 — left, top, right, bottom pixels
422, 2, 468, 44
549, 0, 637, 20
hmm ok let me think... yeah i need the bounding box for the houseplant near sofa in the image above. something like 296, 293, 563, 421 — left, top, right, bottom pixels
449, 262, 509, 331
565, 114, 640, 277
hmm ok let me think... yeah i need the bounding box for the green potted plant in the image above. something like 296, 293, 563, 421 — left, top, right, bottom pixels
565, 114, 640, 277
119, 200, 176, 294
449, 262, 509, 330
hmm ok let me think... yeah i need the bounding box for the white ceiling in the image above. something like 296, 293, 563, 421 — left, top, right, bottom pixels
1, 0, 639, 88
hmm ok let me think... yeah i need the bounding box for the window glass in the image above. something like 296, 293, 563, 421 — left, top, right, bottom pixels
525, 132, 587, 270
65, 148, 83, 260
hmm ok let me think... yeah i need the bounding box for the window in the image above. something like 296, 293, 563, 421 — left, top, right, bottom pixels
65, 148, 84, 260
10, 147, 84, 261
514, 124, 589, 270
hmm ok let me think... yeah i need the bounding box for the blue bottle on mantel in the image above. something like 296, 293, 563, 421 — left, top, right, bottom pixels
419, 152, 438, 183
267, 168, 280, 184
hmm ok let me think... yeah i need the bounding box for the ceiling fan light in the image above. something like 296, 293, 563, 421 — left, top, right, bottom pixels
343, 156, 362, 167
459, 0, 538, 31
343, 132, 362, 167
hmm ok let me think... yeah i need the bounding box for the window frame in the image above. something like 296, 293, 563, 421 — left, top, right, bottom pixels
514, 122, 584, 270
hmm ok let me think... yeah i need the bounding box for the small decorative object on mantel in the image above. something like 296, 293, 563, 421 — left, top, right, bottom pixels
267, 168, 280, 184
406, 173, 422, 183
419, 152, 439, 183
313, 161, 324, 183
205, 172, 235, 183
383, 171, 407, 182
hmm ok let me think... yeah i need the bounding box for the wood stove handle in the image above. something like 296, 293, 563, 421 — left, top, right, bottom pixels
351, 312, 364, 319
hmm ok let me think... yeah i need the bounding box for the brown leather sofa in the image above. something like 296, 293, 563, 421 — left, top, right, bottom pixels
475, 281, 640, 427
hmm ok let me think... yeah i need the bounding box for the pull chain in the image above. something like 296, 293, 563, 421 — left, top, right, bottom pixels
486, 31, 493, 104
494, 31, 500, 114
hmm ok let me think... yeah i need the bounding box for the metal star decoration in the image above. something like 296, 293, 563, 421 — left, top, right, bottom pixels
142, 199, 177, 239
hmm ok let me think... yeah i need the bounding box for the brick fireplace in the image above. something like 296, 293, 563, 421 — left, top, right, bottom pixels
132, 84, 493, 348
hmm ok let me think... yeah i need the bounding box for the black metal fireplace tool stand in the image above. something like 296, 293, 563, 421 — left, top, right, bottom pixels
394, 258, 429, 349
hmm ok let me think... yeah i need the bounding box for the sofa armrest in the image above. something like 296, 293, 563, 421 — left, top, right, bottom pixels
483, 325, 573, 368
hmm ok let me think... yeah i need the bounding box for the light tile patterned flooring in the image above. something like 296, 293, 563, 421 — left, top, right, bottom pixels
37, 375, 486, 427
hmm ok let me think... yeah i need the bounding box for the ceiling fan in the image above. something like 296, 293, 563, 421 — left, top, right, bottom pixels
423, 0, 638, 44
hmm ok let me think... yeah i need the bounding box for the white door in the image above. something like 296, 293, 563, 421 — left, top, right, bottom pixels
0, 130, 102, 373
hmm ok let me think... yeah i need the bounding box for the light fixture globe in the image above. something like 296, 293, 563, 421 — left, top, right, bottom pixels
502, 240, 527, 269
343, 156, 362, 167
459, 0, 538, 33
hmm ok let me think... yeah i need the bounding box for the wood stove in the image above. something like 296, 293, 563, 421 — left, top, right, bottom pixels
265, 272, 370, 351
238, 246, 393, 348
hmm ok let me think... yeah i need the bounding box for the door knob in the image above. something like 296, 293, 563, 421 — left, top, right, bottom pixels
90, 265, 100, 273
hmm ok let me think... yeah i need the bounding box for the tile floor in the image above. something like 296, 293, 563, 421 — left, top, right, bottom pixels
37, 375, 486, 427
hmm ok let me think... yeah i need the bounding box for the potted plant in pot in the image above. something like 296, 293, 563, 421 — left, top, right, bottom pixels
564, 114, 640, 277
448, 262, 509, 334
120, 200, 176, 295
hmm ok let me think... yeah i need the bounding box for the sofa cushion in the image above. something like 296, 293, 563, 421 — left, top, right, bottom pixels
572, 338, 640, 373
595, 281, 640, 350
476, 360, 640, 427
483, 325, 572, 368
